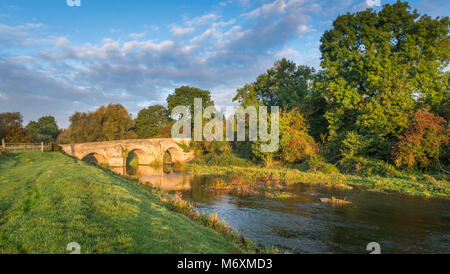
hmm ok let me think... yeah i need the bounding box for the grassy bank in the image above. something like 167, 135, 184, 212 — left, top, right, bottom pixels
0, 152, 251, 254
186, 164, 450, 199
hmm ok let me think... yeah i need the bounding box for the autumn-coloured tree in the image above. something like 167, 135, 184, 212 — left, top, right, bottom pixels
279, 108, 317, 163
393, 110, 449, 170
1, 123, 32, 143
66, 104, 136, 143
0, 112, 32, 143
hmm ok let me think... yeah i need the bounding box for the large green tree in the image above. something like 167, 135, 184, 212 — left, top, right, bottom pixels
136, 105, 171, 139
233, 58, 316, 110
320, 1, 449, 159
167, 86, 214, 117
26, 116, 59, 142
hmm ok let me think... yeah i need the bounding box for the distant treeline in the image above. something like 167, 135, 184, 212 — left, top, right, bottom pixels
0, 85, 213, 145
0, 113, 59, 143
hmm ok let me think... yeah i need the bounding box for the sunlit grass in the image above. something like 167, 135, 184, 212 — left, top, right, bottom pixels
0, 152, 247, 254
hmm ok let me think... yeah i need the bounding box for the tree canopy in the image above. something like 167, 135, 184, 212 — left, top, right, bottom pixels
26, 116, 59, 142
167, 86, 214, 117
320, 1, 449, 159
0, 112, 31, 143
233, 58, 316, 110
66, 104, 136, 143
136, 105, 171, 139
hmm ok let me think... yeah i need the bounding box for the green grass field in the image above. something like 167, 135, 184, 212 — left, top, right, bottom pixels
0, 152, 242, 254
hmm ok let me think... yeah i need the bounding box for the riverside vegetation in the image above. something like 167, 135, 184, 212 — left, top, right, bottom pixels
187, 152, 449, 199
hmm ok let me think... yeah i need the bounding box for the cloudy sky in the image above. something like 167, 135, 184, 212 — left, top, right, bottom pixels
0, 0, 448, 128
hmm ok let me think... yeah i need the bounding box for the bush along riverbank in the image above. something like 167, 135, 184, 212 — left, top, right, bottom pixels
185, 162, 450, 200
0, 152, 271, 254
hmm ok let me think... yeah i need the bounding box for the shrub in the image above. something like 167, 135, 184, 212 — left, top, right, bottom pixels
295, 156, 339, 174
192, 140, 232, 156
338, 156, 403, 177
251, 140, 278, 167
340, 131, 368, 158
393, 110, 449, 170
279, 108, 317, 163
176, 141, 191, 153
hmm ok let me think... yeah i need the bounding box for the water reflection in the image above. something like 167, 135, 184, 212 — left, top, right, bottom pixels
124, 165, 450, 254
111, 165, 170, 176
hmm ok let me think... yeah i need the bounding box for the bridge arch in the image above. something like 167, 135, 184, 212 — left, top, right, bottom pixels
164, 146, 185, 163
125, 148, 146, 175
126, 148, 146, 163
80, 152, 109, 165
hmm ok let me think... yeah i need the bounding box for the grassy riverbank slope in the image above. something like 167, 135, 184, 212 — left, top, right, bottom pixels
186, 164, 450, 199
0, 152, 243, 254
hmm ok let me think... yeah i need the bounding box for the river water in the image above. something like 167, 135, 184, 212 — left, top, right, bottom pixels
131, 166, 450, 254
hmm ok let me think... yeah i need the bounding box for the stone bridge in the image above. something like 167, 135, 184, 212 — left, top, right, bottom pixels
59, 138, 194, 167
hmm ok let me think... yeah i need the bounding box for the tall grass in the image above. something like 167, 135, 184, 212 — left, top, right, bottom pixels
193, 152, 255, 167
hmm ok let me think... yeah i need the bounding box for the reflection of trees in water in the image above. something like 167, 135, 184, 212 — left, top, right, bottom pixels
163, 150, 173, 174
163, 150, 172, 164
126, 151, 139, 175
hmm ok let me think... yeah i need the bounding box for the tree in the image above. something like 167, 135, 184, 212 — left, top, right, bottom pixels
0, 112, 31, 143
101, 104, 136, 141
279, 108, 317, 163
167, 86, 214, 117
56, 129, 71, 144
67, 112, 102, 143
320, 1, 449, 160
393, 110, 449, 170
66, 104, 136, 143
136, 105, 171, 139
234, 60, 321, 164
233, 58, 316, 110
301, 70, 330, 142
0, 112, 23, 132
26, 116, 59, 142
1, 124, 31, 143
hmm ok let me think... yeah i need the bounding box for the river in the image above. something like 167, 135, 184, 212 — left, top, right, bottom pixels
129, 166, 450, 254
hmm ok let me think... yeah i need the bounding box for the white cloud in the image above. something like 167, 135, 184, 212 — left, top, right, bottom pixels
186, 13, 220, 26
0, 22, 45, 46
169, 25, 195, 36
129, 31, 148, 39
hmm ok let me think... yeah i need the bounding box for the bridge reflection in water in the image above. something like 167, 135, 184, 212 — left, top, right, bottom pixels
112, 165, 193, 193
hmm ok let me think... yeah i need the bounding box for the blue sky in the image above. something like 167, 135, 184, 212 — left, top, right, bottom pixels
0, 0, 448, 128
